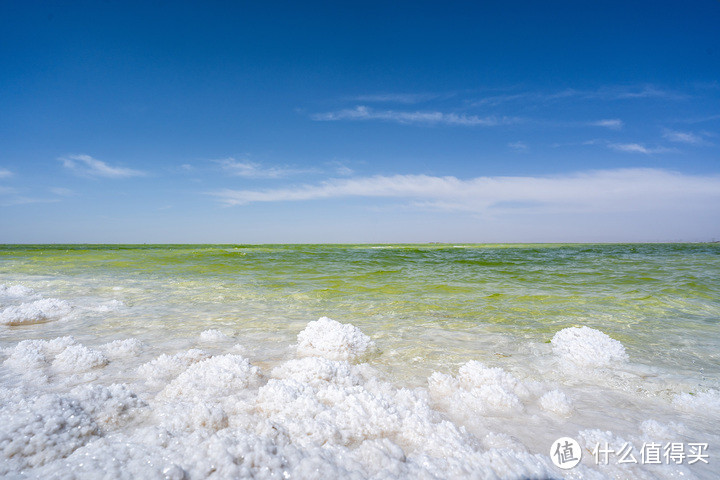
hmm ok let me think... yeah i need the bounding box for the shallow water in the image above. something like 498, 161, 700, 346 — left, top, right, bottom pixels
1, 244, 718, 479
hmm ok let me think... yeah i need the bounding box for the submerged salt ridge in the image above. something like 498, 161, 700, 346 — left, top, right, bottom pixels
0, 284, 124, 326
0, 297, 716, 480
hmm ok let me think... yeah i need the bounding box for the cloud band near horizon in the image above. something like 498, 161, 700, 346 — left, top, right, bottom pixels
209, 168, 720, 215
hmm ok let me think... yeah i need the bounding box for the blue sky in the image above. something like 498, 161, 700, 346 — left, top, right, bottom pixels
1, 0, 719, 243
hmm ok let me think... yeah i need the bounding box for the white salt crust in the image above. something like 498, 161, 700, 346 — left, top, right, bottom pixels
297, 316, 375, 361
539, 389, 573, 416
0, 393, 99, 475
0, 320, 703, 479
101, 338, 144, 358
0, 298, 72, 326
137, 349, 210, 385
0, 284, 123, 326
551, 326, 629, 368
673, 388, 720, 415
0, 283, 36, 298
199, 328, 231, 342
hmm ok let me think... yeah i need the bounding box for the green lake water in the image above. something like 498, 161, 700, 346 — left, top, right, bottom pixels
1, 243, 718, 478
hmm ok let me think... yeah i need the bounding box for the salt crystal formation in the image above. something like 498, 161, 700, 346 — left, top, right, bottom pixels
0, 313, 702, 479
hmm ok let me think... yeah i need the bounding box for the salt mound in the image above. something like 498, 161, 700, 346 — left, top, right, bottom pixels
0, 335, 563, 479
101, 338, 144, 358
3, 336, 78, 371
199, 329, 230, 342
0, 298, 72, 326
90, 299, 125, 312
297, 317, 375, 361
429, 361, 529, 415
3, 338, 107, 385
137, 349, 210, 385
673, 389, 720, 415
0, 284, 35, 298
52, 345, 109, 373
255, 357, 556, 477
551, 326, 628, 368
270, 356, 368, 388
539, 389, 573, 416
160, 354, 263, 401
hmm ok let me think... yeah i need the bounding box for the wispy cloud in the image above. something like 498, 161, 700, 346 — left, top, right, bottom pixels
0, 168, 12, 179
325, 160, 355, 176
472, 84, 685, 106
508, 141, 528, 152
61, 154, 145, 178
208, 169, 720, 217
675, 114, 720, 125
551, 139, 603, 148
218, 158, 312, 178
589, 119, 623, 129
351, 92, 449, 104
662, 129, 710, 145
608, 85, 684, 100
608, 143, 676, 154
312, 105, 518, 126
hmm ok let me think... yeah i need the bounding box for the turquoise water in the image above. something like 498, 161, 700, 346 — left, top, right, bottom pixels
1, 244, 719, 478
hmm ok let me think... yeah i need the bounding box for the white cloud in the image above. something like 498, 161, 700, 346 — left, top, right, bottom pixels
508, 141, 528, 151
608, 143, 675, 154
312, 106, 518, 127
208, 169, 720, 218
352, 93, 445, 104
663, 130, 707, 145
218, 158, 311, 178
472, 93, 531, 106
0, 168, 12, 178
609, 85, 685, 100
61, 154, 145, 178
325, 160, 355, 176
472, 85, 684, 107
589, 119, 623, 129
